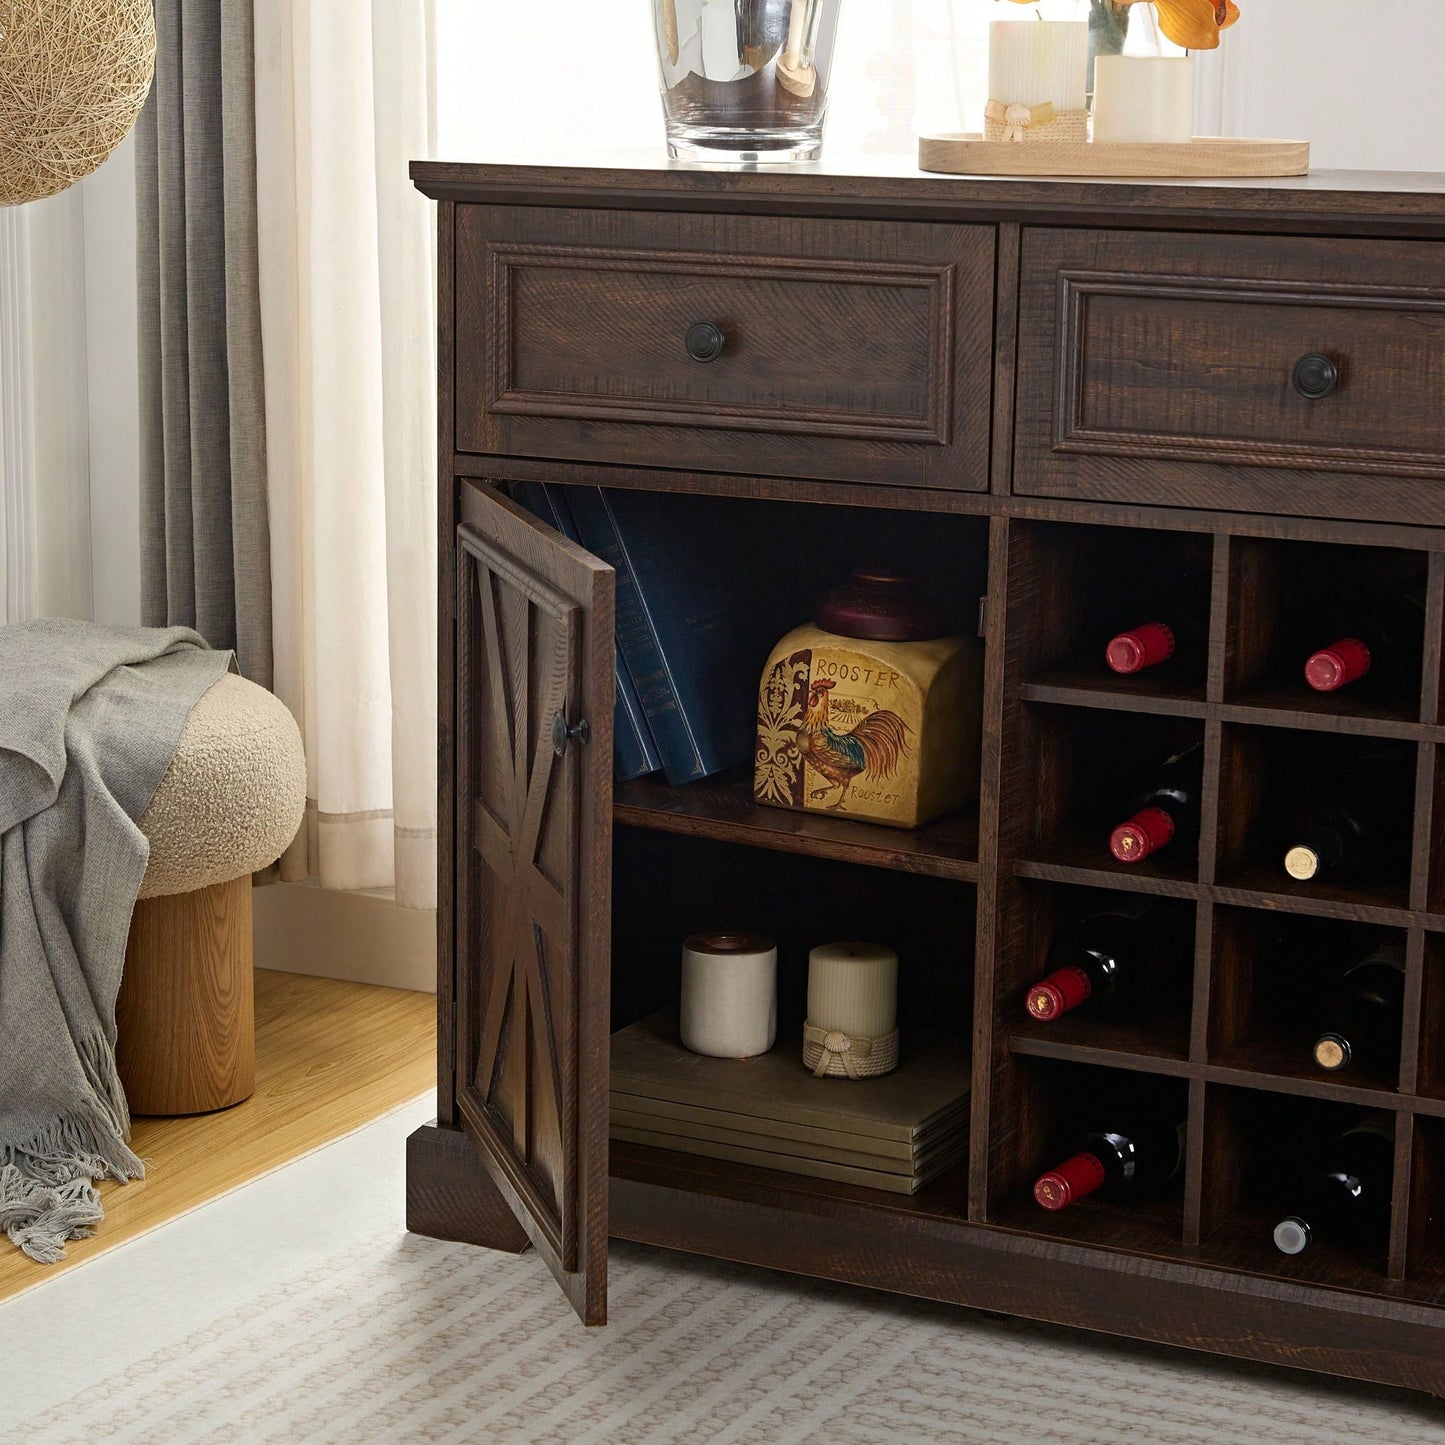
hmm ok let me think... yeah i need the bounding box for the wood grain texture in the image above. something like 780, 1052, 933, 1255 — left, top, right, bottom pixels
412, 160, 1445, 241
0, 969, 434, 1305
422, 163, 1445, 1392
116, 876, 255, 1116
919, 135, 1309, 180
1016, 228, 1445, 525
452, 480, 613, 1326
454, 205, 995, 493
406, 1121, 531, 1253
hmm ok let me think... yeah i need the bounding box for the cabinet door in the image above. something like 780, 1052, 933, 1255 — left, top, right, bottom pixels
453, 480, 613, 1324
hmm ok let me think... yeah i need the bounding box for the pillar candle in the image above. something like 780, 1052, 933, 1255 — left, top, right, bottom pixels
1091, 56, 1195, 145
988, 21, 1088, 111
680, 932, 777, 1059
807, 942, 898, 1039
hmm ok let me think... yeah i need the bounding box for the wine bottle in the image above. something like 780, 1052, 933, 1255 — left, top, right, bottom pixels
1105, 607, 1208, 677
1304, 590, 1425, 695
1312, 940, 1407, 1075
1025, 902, 1193, 1023
1034, 1098, 1187, 1211
1282, 750, 1415, 885
1109, 742, 1204, 866
1272, 1113, 1394, 1256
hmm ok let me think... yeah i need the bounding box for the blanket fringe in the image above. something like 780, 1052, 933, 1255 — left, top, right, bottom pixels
0, 1032, 143, 1263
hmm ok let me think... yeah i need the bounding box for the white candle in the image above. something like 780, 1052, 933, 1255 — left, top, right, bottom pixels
1092, 56, 1195, 145
988, 21, 1088, 112
807, 942, 898, 1040
680, 932, 777, 1059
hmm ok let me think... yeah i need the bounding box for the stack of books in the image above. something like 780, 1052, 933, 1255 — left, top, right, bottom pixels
610, 1008, 970, 1194
511, 483, 821, 787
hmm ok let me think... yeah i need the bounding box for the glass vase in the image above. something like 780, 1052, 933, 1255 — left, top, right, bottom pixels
653, 0, 842, 164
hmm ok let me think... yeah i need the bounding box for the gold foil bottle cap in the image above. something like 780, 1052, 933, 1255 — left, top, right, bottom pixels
1284, 845, 1320, 881
1313, 1034, 1350, 1071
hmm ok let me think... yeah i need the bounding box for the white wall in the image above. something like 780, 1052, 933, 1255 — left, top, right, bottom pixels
1218, 0, 1445, 171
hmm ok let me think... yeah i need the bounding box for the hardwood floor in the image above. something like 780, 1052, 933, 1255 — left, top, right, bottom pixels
0, 969, 435, 1304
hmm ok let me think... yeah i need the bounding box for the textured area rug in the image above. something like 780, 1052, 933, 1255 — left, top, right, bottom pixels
1, 1096, 1441, 1444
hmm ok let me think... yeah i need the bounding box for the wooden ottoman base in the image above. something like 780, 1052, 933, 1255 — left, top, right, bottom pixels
116, 874, 256, 1116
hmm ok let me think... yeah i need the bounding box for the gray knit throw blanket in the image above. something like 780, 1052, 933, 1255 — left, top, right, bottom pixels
0, 620, 232, 1262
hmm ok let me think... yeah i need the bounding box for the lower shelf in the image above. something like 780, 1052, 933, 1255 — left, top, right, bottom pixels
607, 1141, 1445, 1394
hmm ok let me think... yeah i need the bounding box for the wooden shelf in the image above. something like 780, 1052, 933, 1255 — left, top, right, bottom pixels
1020, 669, 1208, 718
1225, 683, 1426, 736
614, 772, 979, 883
1009, 1016, 1191, 1072
1022, 673, 1440, 741
1015, 837, 1201, 898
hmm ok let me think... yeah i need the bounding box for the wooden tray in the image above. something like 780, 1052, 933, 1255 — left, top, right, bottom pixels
918, 133, 1309, 179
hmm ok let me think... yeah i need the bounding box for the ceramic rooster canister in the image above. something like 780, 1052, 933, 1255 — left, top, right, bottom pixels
753, 569, 983, 829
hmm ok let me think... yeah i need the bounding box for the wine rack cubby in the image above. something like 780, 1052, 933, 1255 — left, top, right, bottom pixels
1006, 882, 1196, 1064
1214, 726, 1418, 912
1222, 537, 1431, 724
989, 1058, 1189, 1256
1014, 705, 1207, 887
1207, 910, 1409, 1095
1196, 1088, 1396, 1290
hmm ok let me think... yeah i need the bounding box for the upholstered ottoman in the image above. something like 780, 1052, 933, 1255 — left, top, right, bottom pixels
115, 673, 306, 1115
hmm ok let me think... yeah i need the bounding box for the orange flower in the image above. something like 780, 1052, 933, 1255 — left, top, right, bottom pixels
1003, 1, 1241, 50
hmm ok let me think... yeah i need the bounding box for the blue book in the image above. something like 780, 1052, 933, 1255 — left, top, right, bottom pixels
566, 488, 782, 786
511, 482, 661, 783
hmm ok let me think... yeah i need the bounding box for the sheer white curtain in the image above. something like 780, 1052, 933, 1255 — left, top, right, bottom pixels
253, 0, 438, 909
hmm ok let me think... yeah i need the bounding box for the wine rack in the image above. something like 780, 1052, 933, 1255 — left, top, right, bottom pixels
985, 518, 1445, 1306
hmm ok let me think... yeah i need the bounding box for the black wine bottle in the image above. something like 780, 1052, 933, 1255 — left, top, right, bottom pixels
1025, 903, 1193, 1023
1304, 590, 1425, 696
1272, 1113, 1394, 1256
1109, 742, 1204, 866
1282, 750, 1415, 885
1033, 1098, 1187, 1211
1312, 940, 1407, 1075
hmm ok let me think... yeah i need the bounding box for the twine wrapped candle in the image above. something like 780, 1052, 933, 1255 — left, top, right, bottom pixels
986, 21, 1088, 143
804, 941, 900, 1079
680, 932, 777, 1059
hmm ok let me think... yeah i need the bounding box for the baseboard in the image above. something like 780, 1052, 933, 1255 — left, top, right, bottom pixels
252, 880, 435, 992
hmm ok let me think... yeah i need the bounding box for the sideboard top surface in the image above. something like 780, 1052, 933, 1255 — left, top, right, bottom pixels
412, 154, 1445, 235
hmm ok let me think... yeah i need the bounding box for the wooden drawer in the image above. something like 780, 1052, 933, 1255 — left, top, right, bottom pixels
1014, 229, 1445, 525
454, 206, 995, 491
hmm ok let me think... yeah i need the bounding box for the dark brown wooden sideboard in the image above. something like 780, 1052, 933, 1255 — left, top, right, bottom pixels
406, 158, 1445, 1393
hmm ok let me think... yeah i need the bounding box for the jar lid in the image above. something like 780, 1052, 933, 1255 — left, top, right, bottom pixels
814, 568, 945, 641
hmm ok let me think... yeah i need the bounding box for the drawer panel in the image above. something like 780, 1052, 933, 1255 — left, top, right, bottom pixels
1014, 229, 1445, 525
455, 207, 995, 491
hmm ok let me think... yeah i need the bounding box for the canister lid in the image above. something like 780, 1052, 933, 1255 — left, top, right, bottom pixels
814, 568, 946, 641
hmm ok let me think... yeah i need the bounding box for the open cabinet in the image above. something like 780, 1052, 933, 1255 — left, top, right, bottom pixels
406, 160, 1445, 1392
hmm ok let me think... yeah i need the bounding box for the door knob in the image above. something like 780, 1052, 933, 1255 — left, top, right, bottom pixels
552, 710, 591, 756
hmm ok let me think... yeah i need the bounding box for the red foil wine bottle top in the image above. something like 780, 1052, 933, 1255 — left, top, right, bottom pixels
1110, 806, 1176, 864
1305, 637, 1372, 692
814, 568, 945, 642
1034, 1152, 1109, 1211
1025, 966, 1093, 1021
1105, 622, 1176, 675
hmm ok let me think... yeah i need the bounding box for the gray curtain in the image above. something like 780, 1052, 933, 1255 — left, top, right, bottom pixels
135, 0, 272, 687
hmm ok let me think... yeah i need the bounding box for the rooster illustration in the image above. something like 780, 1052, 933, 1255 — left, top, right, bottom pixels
800, 679, 911, 811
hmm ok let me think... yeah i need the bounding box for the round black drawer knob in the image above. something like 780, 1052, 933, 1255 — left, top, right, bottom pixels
1292, 353, 1339, 400
685, 321, 726, 364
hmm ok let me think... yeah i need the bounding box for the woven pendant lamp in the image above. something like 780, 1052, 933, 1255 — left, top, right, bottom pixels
0, 0, 156, 207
